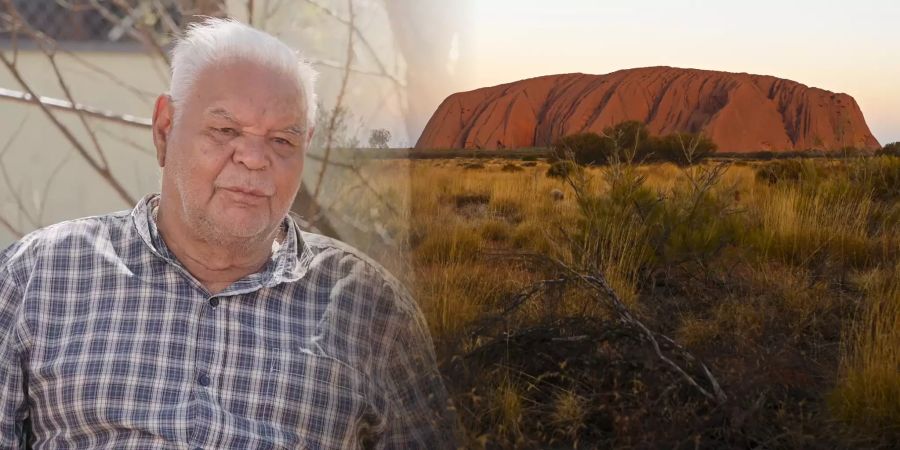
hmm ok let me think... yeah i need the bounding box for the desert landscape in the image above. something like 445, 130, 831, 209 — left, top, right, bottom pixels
1, 2, 897, 448
324, 142, 899, 448
311, 62, 900, 449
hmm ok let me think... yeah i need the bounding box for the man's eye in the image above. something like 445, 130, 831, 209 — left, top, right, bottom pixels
272, 137, 295, 147
214, 127, 239, 137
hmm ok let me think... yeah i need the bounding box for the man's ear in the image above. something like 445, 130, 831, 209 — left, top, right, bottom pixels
152, 94, 174, 167
306, 126, 315, 145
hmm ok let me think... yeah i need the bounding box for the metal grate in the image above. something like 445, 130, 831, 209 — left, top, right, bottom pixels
8, 0, 121, 41
2, 0, 203, 43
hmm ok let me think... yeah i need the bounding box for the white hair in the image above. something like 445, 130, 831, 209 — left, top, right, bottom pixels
169, 18, 318, 127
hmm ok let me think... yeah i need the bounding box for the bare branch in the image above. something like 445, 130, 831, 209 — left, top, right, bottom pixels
35, 152, 73, 226
62, 50, 159, 102
312, 0, 355, 200
0, 214, 23, 239
0, 51, 136, 206
44, 50, 111, 170
311, 57, 405, 87
0, 87, 153, 128
560, 262, 728, 404
301, 0, 405, 90
0, 114, 36, 225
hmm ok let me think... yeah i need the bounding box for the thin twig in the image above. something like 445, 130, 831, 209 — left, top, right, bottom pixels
35, 152, 73, 226
0, 115, 35, 228
301, 0, 404, 90
312, 0, 355, 200
0, 52, 136, 206
45, 51, 110, 170
311, 57, 405, 86
467, 277, 571, 339
565, 264, 727, 404
62, 49, 159, 101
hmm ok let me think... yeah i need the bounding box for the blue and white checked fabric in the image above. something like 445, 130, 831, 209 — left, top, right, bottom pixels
0, 194, 461, 449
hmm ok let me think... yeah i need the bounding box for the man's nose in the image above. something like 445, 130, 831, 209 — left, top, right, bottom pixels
232, 133, 269, 170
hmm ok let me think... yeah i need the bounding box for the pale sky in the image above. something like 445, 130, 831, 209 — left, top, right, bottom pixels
461, 0, 899, 145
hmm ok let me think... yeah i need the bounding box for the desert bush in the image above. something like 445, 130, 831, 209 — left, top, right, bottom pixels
491, 198, 525, 224
546, 160, 582, 179
501, 163, 524, 172
847, 155, 900, 202
550, 132, 612, 165
552, 121, 716, 167
603, 120, 650, 156
755, 159, 820, 185
415, 263, 520, 339
646, 132, 718, 165
453, 192, 491, 209
874, 141, 900, 157
479, 220, 512, 242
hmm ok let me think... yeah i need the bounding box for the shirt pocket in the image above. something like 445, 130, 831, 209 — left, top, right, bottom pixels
262, 347, 373, 447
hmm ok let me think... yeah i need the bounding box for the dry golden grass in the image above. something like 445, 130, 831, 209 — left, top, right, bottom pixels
832, 262, 900, 433
333, 156, 899, 446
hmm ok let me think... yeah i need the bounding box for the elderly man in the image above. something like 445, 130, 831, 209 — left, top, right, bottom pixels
0, 18, 460, 449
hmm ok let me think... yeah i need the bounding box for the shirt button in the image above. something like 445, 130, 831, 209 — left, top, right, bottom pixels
198, 373, 210, 386
209, 298, 219, 307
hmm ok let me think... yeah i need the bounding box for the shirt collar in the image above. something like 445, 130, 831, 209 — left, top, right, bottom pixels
131, 193, 313, 290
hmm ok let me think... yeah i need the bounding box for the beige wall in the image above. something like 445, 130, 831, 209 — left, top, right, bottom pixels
0, 50, 169, 247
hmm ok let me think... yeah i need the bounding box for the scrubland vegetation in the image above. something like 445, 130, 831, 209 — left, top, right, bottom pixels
337, 152, 899, 448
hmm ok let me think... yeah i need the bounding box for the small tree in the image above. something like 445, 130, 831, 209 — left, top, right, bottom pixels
603, 120, 649, 158
551, 132, 612, 165
368, 128, 392, 149
875, 141, 900, 157
652, 132, 717, 166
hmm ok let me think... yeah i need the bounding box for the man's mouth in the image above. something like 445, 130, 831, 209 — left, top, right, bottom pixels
222, 186, 268, 196
220, 186, 270, 203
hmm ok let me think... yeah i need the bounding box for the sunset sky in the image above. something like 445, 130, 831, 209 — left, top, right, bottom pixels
463, 0, 899, 145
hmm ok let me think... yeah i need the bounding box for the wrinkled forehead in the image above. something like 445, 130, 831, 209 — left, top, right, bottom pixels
205, 106, 308, 136
184, 59, 308, 127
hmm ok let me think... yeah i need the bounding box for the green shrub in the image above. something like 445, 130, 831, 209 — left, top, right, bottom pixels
847, 156, 900, 202
755, 159, 820, 185
603, 120, 650, 156
551, 132, 613, 165
875, 141, 900, 157
647, 132, 718, 165
551, 121, 717, 167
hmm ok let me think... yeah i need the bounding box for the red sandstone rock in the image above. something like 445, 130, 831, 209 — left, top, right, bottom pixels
416, 67, 880, 152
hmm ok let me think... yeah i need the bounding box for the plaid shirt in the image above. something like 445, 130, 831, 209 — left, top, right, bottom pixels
0, 194, 460, 449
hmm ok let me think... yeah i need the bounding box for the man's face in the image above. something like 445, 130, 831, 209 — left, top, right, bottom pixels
153, 60, 311, 243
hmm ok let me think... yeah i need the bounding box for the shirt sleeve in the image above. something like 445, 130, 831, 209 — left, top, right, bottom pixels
0, 245, 29, 449
374, 281, 463, 450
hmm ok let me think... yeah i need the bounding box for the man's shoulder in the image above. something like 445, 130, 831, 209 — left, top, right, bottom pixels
297, 230, 418, 315
1, 209, 133, 268
299, 231, 387, 274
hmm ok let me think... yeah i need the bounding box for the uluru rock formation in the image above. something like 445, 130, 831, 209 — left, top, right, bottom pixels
416, 67, 880, 152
